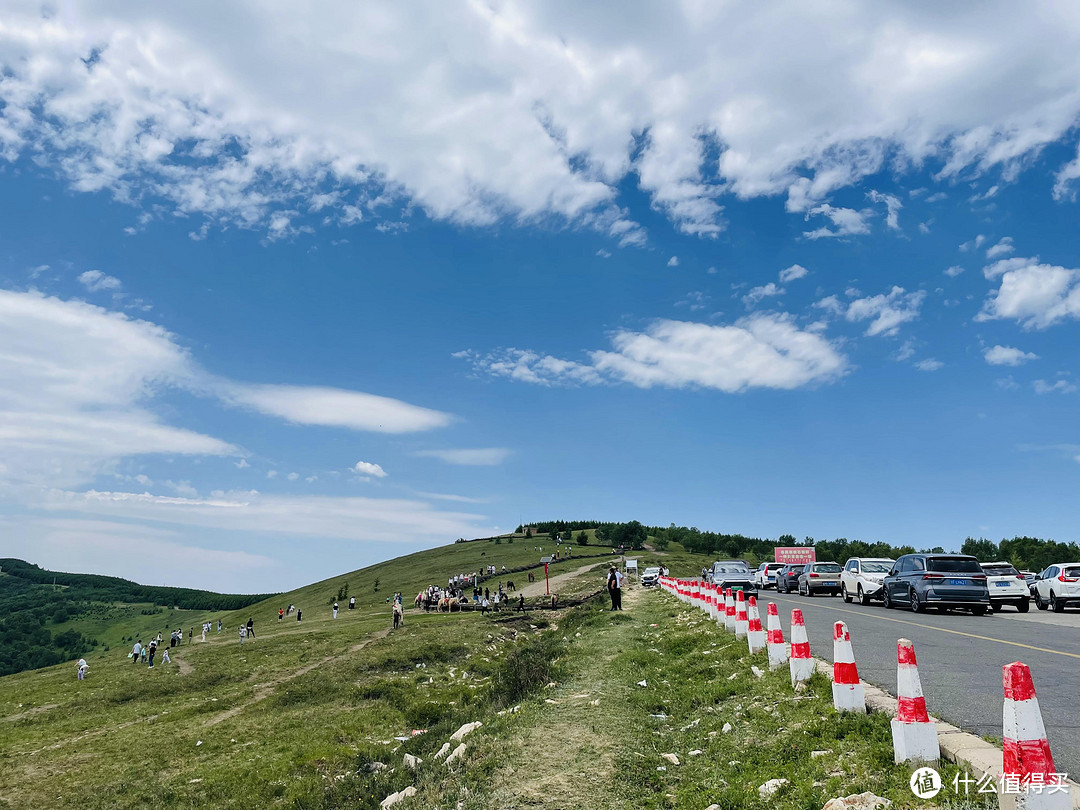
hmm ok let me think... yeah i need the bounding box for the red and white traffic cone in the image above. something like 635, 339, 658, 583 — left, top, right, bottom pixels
1003, 661, 1070, 809
711, 585, 721, 621
724, 589, 736, 633
766, 602, 787, 671
789, 608, 813, 686
890, 639, 939, 764
831, 621, 865, 713
746, 596, 765, 654
734, 591, 749, 639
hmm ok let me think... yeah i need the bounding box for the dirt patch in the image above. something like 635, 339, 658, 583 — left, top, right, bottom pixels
3, 703, 59, 723
517, 561, 607, 598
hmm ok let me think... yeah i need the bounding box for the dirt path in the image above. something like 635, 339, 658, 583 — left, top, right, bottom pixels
202, 628, 390, 727
517, 561, 608, 598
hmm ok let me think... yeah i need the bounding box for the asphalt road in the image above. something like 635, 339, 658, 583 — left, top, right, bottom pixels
760, 588, 1080, 779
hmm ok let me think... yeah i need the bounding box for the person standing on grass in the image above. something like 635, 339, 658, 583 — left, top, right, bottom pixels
480, 596, 490, 615
147, 639, 157, 668
141, 643, 149, 663
201, 623, 207, 642
279, 608, 284, 621
246, 618, 255, 640
76, 658, 88, 680
131, 640, 142, 664
239, 625, 246, 645
217, 619, 222, 634
392, 602, 403, 629
296, 609, 302, 623
333, 602, 338, 619
162, 648, 171, 665
349, 596, 355, 610
607, 566, 620, 611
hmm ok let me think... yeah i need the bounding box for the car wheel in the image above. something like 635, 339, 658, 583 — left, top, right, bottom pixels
858, 586, 871, 607
991, 602, 1001, 612
972, 606, 987, 616
1035, 592, 1047, 610
1017, 600, 1030, 614
910, 589, 924, 613
842, 584, 852, 603
882, 588, 893, 610
1051, 592, 1065, 613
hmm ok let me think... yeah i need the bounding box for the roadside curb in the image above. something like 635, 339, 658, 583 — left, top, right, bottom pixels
812, 659, 1080, 809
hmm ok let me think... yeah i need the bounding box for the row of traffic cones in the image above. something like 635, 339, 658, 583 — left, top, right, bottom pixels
659, 576, 1070, 806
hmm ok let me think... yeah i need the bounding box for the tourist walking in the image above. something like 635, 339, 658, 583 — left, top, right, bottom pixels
76, 658, 89, 680
333, 602, 339, 619
131, 640, 142, 665
246, 618, 255, 640
239, 625, 246, 645
147, 639, 157, 668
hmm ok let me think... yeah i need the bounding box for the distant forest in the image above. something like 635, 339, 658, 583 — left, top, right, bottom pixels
522, 520, 1080, 572
0, 559, 275, 678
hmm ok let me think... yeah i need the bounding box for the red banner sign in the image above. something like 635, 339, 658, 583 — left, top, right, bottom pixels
775, 547, 816, 564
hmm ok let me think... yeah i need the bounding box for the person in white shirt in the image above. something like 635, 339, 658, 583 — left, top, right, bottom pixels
131, 641, 142, 665
76, 659, 88, 680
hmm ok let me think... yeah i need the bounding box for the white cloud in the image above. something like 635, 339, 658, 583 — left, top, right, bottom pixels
1034, 379, 1078, 394
234, 459, 250, 469
352, 460, 388, 478
867, 190, 902, 230
464, 314, 847, 393
5, 5, 1080, 240
978, 257, 1080, 329
165, 480, 198, 498
266, 470, 278, 479
667, 256, 680, 267
896, 339, 916, 362
983, 345, 1039, 366
218, 383, 452, 433
778, 264, 809, 284
960, 235, 987, 253
596, 249, 611, 259
914, 358, 943, 372
986, 236, 1015, 259
77, 270, 122, 292
845, 286, 926, 336
414, 448, 512, 466
454, 348, 603, 387
743, 282, 783, 308
287, 472, 300, 481
813, 295, 845, 316
944, 265, 965, 278
803, 205, 871, 240
0, 289, 451, 489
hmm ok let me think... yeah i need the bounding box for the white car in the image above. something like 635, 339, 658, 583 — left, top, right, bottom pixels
840, 557, 895, 605
753, 562, 786, 589
980, 561, 1030, 613
1033, 562, 1080, 612
641, 567, 661, 587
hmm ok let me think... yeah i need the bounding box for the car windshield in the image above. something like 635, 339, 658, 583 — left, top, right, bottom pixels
861, 561, 892, 573
1063, 566, 1080, 579
714, 565, 749, 574
982, 565, 1018, 576
814, 563, 842, 573
927, 557, 983, 573
644, 568, 660, 576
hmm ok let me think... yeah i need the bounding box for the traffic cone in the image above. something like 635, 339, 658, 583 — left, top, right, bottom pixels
710, 585, 721, 620
1002, 661, 1070, 809
746, 597, 765, 654
789, 608, 813, 686
734, 591, 749, 639
831, 621, 865, 713
724, 589, 736, 633
766, 602, 787, 670
890, 639, 939, 764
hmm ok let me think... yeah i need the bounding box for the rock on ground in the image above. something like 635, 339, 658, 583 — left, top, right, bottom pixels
821, 792, 892, 810
445, 742, 467, 767
380, 786, 417, 809
450, 721, 483, 741
434, 742, 451, 760
661, 753, 680, 766
758, 779, 789, 798
403, 753, 422, 770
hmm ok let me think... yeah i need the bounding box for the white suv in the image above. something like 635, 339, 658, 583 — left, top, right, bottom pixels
980, 562, 1030, 613
753, 562, 786, 589
1033, 563, 1080, 612
840, 557, 895, 605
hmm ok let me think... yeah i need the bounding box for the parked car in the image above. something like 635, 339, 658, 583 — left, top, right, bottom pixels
775, 564, 803, 594
1032, 563, 1080, 612
707, 560, 758, 598
1020, 571, 1037, 596
841, 557, 895, 605
641, 567, 661, 587
882, 554, 990, 614
980, 561, 1030, 613
797, 561, 843, 596
753, 562, 786, 589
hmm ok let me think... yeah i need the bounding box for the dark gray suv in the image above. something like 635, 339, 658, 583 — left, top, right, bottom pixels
882, 554, 990, 615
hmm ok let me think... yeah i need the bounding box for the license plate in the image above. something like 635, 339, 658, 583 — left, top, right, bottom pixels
995, 581, 1011, 587
949, 579, 968, 586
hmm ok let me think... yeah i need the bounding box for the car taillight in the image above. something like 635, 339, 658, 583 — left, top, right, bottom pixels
1059, 575, 1078, 583
971, 575, 986, 581
809, 572, 819, 577
1016, 574, 1026, 580
922, 573, 943, 580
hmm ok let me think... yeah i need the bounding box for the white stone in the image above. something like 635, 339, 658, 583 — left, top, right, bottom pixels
450, 721, 482, 741
403, 754, 422, 770
751, 666, 764, 679
810, 750, 830, 758
820, 792, 892, 810
688, 749, 703, 757
589, 699, 600, 706
434, 742, 451, 760
722, 722, 733, 733
380, 786, 417, 809
758, 779, 788, 798
445, 743, 467, 767
727, 673, 738, 681
661, 753, 680, 766
637, 679, 647, 687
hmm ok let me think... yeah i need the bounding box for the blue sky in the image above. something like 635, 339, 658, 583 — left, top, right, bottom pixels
2, 2, 1080, 591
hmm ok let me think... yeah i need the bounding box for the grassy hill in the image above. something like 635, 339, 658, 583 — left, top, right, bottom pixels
0, 533, 965, 809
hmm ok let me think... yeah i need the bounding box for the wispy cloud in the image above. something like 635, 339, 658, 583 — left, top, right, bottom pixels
414, 448, 512, 466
